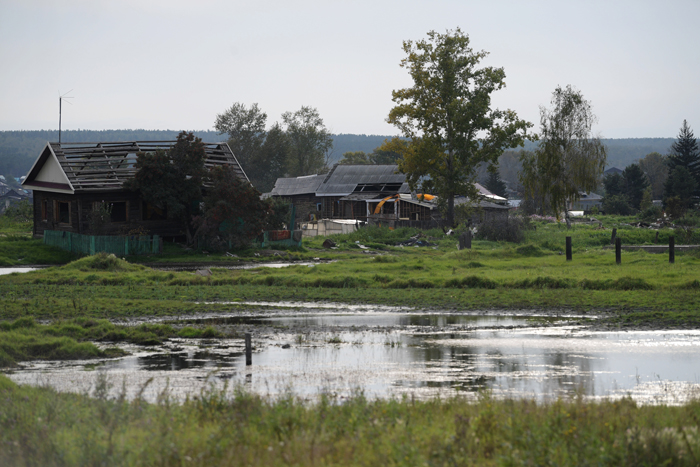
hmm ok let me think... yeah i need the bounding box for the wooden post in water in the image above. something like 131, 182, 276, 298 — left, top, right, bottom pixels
610, 228, 617, 245
565, 236, 572, 261
669, 236, 675, 264
615, 238, 621, 265
245, 333, 252, 366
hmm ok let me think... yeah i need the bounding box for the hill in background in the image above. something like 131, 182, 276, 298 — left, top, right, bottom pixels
0, 129, 676, 181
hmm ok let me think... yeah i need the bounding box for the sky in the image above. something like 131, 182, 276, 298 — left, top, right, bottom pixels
1, 0, 699, 138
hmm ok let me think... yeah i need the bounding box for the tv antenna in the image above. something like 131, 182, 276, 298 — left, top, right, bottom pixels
58, 90, 73, 143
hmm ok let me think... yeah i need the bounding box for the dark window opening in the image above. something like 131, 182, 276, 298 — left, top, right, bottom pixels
142, 202, 167, 221
56, 201, 70, 224
110, 202, 128, 222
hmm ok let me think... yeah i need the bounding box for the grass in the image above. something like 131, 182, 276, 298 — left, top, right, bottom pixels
0, 316, 222, 367
1, 374, 700, 466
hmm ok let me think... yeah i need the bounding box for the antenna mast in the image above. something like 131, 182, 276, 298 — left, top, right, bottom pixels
58, 90, 73, 143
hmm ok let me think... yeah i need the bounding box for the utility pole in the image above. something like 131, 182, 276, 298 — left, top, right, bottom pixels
58, 90, 73, 143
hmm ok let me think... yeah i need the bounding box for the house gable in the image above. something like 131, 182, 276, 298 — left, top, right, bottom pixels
22, 144, 74, 194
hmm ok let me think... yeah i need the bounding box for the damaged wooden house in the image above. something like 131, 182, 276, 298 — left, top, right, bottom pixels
21, 140, 248, 239
266, 164, 511, 230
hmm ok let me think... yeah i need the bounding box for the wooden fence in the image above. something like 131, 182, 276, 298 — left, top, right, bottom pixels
44, 230, 162, 256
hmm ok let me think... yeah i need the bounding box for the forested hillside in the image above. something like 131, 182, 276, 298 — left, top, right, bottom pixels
0, 129, 676, 180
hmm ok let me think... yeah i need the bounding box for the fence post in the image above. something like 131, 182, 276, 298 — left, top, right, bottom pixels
245, 333, 252, 366
615, 237, 621, 265
610, 228, 617, 245
669, 236, 675, 264
124, 236, 129, 256
566, 236, 572, 261
90, 236, 96, 255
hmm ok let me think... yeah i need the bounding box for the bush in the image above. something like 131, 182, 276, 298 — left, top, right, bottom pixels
474, 215, 528, 243
602, 195, 633, 215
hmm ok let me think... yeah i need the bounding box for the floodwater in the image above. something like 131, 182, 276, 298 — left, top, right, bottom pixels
5, 308, 700, 405
0, 267, 38, 275
153, 261, 322, 271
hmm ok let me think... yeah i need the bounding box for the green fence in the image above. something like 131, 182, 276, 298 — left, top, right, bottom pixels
44, 230, 162, 256
258, 230, 303, 248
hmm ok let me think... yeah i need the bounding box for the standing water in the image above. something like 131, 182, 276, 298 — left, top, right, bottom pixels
5, 308, 700, 404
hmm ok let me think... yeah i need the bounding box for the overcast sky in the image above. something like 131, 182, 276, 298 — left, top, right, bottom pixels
1, 0, 698, 138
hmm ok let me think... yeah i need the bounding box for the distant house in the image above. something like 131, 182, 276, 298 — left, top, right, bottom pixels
0, 187, 31, 215
21, 141, 247, 239
569, 192, 603, 212
604, 167, 623, 176
264, 174, 326, 223
267, 164, 511, 228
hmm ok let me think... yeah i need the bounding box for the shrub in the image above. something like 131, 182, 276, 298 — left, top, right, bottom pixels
444, 276, 498, 289
475, 215, 528, 243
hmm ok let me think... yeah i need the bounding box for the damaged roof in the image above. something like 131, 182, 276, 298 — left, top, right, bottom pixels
315, 164, 409, 196
268, 174, 325, 196
22, 140, 247, 194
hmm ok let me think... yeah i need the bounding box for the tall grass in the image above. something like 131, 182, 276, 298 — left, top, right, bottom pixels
1, 375, 699, 466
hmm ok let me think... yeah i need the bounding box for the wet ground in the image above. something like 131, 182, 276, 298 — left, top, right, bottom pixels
5, 304, 700, 405
0, 267, 38, 275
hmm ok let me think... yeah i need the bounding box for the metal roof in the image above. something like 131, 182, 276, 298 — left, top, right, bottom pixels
23, 140, 248, 193
315, 164, 409, 196
269, 174, 325, 196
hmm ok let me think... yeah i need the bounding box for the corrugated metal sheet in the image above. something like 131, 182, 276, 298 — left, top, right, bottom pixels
269, 174, 324, 196
316, 164, 410, 195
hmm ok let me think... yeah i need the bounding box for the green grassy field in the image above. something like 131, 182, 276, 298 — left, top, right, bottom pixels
2, 216, 700, 465
1, 374, 699, 466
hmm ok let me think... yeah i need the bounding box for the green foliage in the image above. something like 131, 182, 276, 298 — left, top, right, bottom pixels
666, 120, 700, 197
338, 147, 403, 165
638, 151, 668, 199
282, 106, 333, 177
521, 85, 606, 217
4, 377, 700, 466
664, 166, 697, 214
603, 194, 633, 215
124, 131, 207, 243
484, 169, 507, 198
475, 216, 528, 243
2, 199, 32, 222
386, 28, 532, 226
194, 165, 270, 250
622, 163, 650, 210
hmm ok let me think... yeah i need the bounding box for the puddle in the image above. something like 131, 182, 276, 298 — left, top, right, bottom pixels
0, 267, 38, 275
5, 310, 700, 405
153, 262, 320, 271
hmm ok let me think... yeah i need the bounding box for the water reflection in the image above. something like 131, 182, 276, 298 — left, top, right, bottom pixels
5, 314, 700, 404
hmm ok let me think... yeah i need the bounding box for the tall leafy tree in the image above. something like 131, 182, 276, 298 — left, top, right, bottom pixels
193, 165, 271, 249
664, 120, 700, 200
339, 151, 371, 165
622, 163, 650, 210
386, 28, 531, 227
125, 132, 207, 244
638, 152, 668, 199
256, 122, 290, 192
520, 86, 607, 218
282, 106, 333, 177
214, 103, 269, 190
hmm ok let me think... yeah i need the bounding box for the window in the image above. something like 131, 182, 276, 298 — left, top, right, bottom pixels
110, 202, 128, 222
55, 201, 70, 224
